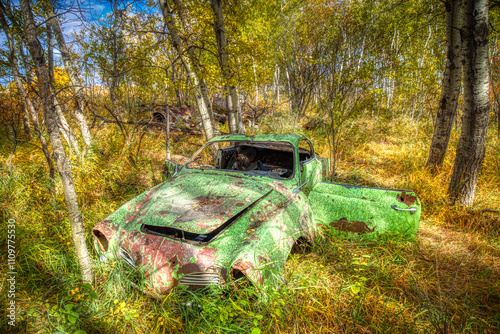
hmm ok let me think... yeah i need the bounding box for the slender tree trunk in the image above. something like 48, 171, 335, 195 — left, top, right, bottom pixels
427, 0, 463, 168
210, 0, 244, 133
274, 66, 280, 105
43, 17, 82, 158
111, 0, 119, 119
18, 40, 32, 84
159, 0, 215, 140
329, 106, 337, 179
199, 79, 216, 128
45, 8, 93, 151
165, 83, 171, 160
253, 60, 259, 105
174, 0, 217, 136
46, 20, 54, 84
0, 3, 54, 182
19, 0, 94, 284
234, 87, 245, 133
449, 0, 490, 206
225, 85, 236, 131
22, 109, 31, 139
498, 109, 500, 137
53, 96, 82, 158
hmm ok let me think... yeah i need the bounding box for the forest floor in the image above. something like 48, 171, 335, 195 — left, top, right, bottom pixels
1, 113, 499, 333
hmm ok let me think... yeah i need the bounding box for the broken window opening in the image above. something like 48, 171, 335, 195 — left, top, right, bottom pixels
186, 141, 296, 179
298, 138, 314, 163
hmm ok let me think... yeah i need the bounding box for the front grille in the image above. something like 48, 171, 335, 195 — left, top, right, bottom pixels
179, 271, 221, 286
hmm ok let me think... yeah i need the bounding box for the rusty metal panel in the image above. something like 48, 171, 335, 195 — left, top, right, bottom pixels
92, 134, 421, 296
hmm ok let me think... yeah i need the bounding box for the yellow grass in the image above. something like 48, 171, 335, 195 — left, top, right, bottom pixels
0, 114, 499, 333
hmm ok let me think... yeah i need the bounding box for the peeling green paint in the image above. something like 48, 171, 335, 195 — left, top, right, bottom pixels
309, 182, 421, 240
92, 134, 421, 295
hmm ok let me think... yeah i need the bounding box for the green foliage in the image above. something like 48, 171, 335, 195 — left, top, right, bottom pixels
43, 284, 97, 334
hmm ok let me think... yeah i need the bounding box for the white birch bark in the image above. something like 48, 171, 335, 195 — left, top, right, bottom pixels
159, 0, 215, 139
45, 8, 93, 151
0, 3, 55, 180
19, 0, 94, 284
449, 0, 490, 206
53, 96, 82, 158
210, 0, 244, 133
22, 108, 31, 139
427, 0, 463, 167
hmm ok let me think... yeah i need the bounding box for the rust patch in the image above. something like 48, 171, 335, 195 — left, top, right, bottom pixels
242, 232, 259, 245
247, 219, 266, 231
232, 259, 262, 284
397, 191, 417, 206
257, 254, 271, 263
169, 255, 180, 266
196, 247, 217, 264
172, 196, 233, 224
178, 263, 201, 275
330, 217, 375, 234
232, 259, 254, 273
92, 220, 117, 239
158, 210, 171, 217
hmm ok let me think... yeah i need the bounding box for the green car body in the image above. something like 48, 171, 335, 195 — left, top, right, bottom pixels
92, 134, 421, 295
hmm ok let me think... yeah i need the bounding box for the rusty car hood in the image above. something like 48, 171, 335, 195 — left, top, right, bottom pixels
107, 171, 277, 235
92, 170, 299, 294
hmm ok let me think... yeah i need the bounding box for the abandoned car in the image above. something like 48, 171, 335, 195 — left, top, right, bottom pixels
92, 134, 421, 295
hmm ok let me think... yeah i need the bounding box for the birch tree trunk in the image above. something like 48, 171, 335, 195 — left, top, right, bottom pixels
53, 96, 82, 158
111, 0, 119, 123
159, 0, 215, 140
210, 0, 244, 133
174, 0, 217, 134
46, 20, 54, 84
498, 108, 500, 138
45, 8, 93, 151
0, 3, 54, 181
42, 13, 82, 157
449, 0, 490, 206
165, 84, 171, 160
19, 0, 94, 284
22, 109, 31, 139
427, 0, 463, 168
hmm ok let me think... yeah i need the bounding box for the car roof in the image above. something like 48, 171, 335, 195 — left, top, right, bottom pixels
207, 133, 307, 147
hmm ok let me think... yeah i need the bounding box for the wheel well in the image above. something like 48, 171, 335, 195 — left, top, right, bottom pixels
291, 236, 312, 254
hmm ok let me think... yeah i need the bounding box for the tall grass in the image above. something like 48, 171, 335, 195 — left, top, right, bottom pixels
1, 115, 499, 333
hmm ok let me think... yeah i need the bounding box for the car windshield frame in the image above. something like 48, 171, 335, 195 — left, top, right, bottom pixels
184, 140, 297, 180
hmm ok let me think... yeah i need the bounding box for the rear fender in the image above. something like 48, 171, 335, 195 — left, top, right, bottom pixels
309, 182, 421, 240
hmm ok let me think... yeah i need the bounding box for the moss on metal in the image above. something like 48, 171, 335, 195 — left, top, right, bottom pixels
92, 134, 421, 295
